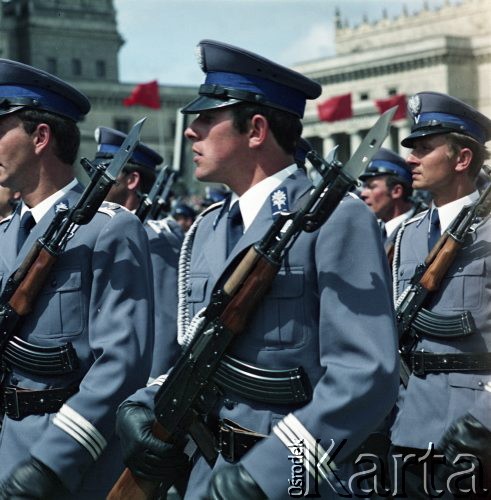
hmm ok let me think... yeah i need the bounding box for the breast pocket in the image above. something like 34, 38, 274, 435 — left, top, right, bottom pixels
395, 261, 418, 298
254, 266, 306, 350
446, 372, 490, 430
25, 268, 84, 339
186, 274, 208, 317
438, 260, 485, 312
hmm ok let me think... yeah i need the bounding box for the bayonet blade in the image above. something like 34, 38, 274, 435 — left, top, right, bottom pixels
105, 117, 147, 180
342, 106, 397, 180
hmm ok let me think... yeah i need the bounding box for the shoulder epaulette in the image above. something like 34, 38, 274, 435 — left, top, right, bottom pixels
0, 214, 13, 225
146, 218, 172, 235
97, 201, 125, 218
405, 209, 428, 225
201, 200, 225, 217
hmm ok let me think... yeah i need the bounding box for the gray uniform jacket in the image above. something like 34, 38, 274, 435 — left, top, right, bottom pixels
130, 169, 399, 499
145, 217, 184, 379
390, 209, 491, 449
0, 184, 154, 498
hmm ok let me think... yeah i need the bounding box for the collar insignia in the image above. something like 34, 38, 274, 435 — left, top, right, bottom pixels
54, 199, 69, 213
270, 188, 288, 216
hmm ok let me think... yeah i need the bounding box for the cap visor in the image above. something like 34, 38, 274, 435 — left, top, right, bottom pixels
358, 173, 381, 181
0, 106, 27, 118
181, 96, 242, 114
401, 128, 454, 147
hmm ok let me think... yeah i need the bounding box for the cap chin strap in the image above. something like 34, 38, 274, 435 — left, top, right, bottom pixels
198, 83, 300, 116
0, 96, 41, 109
414, 118, 485, 144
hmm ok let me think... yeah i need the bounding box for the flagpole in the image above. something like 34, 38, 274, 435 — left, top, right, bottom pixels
156, 110, 165, 160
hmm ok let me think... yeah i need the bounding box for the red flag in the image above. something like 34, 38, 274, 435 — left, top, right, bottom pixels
375, 94, 406, 121
317, 93, 352, 122
123, 80, 161, 109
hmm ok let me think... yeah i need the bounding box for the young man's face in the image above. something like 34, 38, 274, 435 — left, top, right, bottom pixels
406, 134, 457, 193
184, 107, 249, 187
360, 175, 394, 221
105, 171, 131, 207
0, 114, 38, 193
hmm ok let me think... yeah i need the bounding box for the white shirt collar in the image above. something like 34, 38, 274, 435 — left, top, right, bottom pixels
432, 190, 480, 233
21, 178, 79, 223
385, 208, 415, 238
230, 164, 298, 231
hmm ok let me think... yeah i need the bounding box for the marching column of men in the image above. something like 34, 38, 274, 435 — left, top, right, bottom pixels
0, 40, 489, 500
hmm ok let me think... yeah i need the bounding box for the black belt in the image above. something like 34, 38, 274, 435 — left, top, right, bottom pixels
216, 418, 267, 463
403, 351, 491, 376
1, 384, 79, 420
213, 355, 312, 405
2, 337, 79, 375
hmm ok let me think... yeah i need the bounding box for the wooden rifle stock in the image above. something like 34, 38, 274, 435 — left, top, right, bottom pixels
419, 236, 461, 292
9, 248, 57, 315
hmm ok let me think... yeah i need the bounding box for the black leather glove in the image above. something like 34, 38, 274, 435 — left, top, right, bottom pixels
207, 463, 267, 500
0, 457, 67, 499
437, 413, 491, 493
115, 401, 189, 481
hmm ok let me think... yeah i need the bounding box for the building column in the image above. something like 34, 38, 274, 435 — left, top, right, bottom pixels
397, 124, 411, 156
322, 136, 336, 158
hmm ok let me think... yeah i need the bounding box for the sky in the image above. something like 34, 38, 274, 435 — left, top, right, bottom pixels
114, 0, 460, 87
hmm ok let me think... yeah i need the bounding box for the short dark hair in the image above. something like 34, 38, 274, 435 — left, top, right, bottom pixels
445, 132, 490, 178
385, 175, 413, 202
122, 163, 156, 194
229, 102, 302, 155
17, 108, 80, 165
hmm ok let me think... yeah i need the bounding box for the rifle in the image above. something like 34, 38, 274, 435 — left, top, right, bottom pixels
134, 166, 177, 223
107, 107, 396, 500
397, 182, 491, 386
0, 117, 146, 355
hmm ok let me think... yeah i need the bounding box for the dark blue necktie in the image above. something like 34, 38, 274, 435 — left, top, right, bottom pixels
226, 201, 243, 257
428, 209, 440, 251
17, 211, 36, 254
378, 220, 387, 245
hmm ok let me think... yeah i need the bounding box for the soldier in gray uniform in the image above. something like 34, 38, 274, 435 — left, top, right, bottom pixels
390, 91, 491, 498
171, 202, 196, 233
360, 148, 420, 249
0, 59, 154, 498
93, 127, 184, 378
115, 39, 399, 499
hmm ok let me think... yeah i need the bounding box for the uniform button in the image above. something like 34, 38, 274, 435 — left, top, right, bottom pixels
478, 380, 484, 387
223, 398, 236, 410
51, 279, 57, 287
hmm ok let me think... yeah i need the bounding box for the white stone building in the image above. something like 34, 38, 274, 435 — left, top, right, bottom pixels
294, 0, 491, 163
